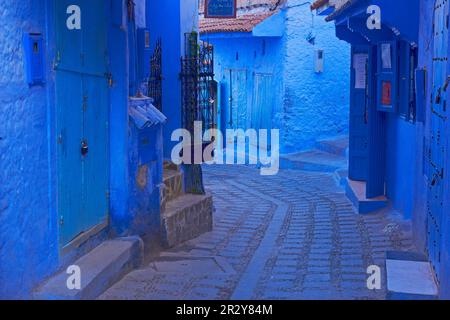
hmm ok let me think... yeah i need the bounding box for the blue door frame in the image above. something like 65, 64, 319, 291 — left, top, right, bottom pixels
55, 0, 110, 246
349, 46, 370, 181
367, 45, 387, 198
427, 0, 449, 281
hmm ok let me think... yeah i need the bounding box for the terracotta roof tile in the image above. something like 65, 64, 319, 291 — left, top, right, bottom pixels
200, 0, 281, 13
311, 0, 330, 10
200, 11, 276, 34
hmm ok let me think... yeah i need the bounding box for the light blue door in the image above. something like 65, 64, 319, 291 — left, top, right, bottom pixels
427, 0, 449, 280
55, 0, 109, 246
251, 73, 274, 131
226, 69, 248, 130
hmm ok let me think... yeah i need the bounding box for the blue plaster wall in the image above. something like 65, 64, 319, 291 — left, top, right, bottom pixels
125, 105, 163, 241
416, 0, 450, 299
384, 115, 417, 220
0, 0, 59, 299
109, 0, 131, 233
0, 0, 163, 299
202, 1, 350, 153
282, 1, 350, 153
147, 0, 183, 159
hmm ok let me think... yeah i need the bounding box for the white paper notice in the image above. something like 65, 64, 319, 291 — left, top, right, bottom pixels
353, 54, 368, 89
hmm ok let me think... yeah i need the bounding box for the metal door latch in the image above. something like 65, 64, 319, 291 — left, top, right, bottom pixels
443, 75, 450, 91
81, 140, 89, 157
436, 87, 442, 104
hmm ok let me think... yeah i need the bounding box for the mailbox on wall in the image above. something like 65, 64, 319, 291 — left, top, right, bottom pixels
137, 28, 151, 81
23, 33, 45, 86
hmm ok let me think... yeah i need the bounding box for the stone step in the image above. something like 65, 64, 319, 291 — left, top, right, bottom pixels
33, 237, 143, 300
385, 251, 439, 300
280, 149, 348, 172
344, 178, 388, 214
315, 135, 349, 157
161, 193, 213, 248
333, 168, 348, 188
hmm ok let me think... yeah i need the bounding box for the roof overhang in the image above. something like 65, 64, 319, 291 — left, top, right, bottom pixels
200, 10, 284, 39
330, 0, 419, 44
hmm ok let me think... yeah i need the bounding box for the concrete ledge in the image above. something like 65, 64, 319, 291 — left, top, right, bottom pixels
161, 193, 213, 248
385, 251, 439, 300
344, 178, 388, 214
315, 136, 349, 157
280, 150, 348, 173
33, 237, 144, 300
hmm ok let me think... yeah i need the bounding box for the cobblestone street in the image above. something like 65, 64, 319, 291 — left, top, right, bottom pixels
101, 160, 414, 300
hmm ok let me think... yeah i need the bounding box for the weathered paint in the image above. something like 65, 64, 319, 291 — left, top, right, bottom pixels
202, 1, 350, 153
54, 0, 110, 246
0, 0, 58, 299
0, 0, 165, 298
147, 0, 199, 159
328, 0, 450, 298
282, 1, 350, 152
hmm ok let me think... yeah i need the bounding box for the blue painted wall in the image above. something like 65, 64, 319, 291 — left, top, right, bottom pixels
384, 115, 417, 220
416, 0, 450, 299
147, 0, 198, 159
0, 0, 165, 298
0, 0, 58, 299
202, 1, 350, 153
282, 1, 350, 153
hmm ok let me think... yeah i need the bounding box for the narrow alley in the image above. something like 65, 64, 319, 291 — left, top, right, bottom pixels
2, 0, 450, 303
101, 141, 413, 300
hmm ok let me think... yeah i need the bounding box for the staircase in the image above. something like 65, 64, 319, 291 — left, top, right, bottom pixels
160, 162, 213, 248
280, 135, 349, 173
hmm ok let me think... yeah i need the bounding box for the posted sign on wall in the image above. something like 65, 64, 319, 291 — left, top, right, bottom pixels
205, 0, 237, 18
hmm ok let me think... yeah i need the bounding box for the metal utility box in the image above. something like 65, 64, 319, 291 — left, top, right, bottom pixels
315, 49, 324, 73
23, 33, 45, 86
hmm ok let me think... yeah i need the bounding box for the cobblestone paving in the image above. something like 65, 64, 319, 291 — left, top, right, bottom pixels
101, 164, 414, 300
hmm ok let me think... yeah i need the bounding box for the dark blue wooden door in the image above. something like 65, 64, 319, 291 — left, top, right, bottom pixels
349, 46, 369, 181
55, 0, 109, 246
367, 45, 386, 198
427, 0, 449, 280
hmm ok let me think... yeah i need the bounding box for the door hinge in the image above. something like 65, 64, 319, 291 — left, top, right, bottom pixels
59, 215, 64, 226
82, 96, 88, 111
106, 191, 110, 200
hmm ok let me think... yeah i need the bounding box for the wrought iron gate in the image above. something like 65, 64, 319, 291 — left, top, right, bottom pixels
181, 32, 216, 134
148, 38, 163, 111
